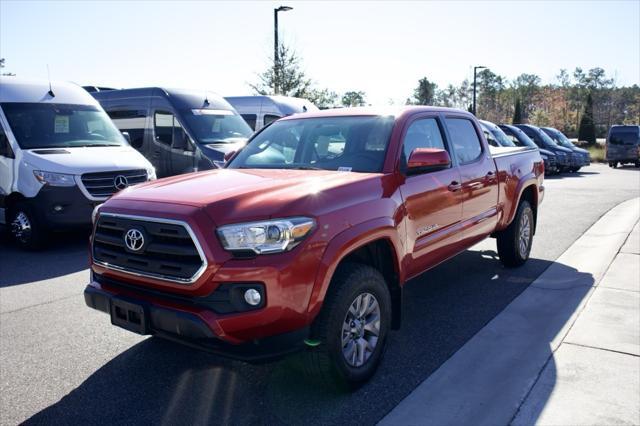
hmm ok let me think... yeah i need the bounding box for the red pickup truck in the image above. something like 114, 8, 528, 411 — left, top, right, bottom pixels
85, 106, 544, 387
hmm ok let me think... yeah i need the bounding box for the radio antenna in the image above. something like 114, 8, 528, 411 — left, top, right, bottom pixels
46, 65, 55, 97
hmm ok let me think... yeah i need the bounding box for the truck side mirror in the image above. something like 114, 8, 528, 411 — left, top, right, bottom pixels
407, 148, 451, 175
121, 131, 131, 144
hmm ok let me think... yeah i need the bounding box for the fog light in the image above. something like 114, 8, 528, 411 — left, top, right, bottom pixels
244, 289, 261, 306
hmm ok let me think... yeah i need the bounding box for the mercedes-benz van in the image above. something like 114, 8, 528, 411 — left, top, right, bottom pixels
225, 95, 318, 131
0, 77, 155, 249
605, 125, 640, 168
93, 88, 253, 177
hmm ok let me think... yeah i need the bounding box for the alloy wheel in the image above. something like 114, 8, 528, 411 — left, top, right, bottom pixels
341, 292, 381, 368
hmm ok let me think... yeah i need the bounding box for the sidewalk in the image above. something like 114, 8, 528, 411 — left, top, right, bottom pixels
380, 198, 640, 426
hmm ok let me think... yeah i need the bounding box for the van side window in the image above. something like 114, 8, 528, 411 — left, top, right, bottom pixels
0, 125, 13, 158
402, 118, 446, 162
241, 114, 257, 130
264, 114, 281, 126
446, 118, 482, 164
107, 109, 147, 149
154, 111, 174, 145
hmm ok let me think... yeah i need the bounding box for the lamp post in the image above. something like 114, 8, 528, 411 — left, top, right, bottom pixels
472, 65, 486, 116
274, 5, 293, 95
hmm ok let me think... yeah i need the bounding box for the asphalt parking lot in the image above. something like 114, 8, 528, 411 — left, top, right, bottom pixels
1, 163, 639, 426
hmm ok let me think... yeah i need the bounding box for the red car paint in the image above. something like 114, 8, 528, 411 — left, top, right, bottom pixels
86, 107, 544, 351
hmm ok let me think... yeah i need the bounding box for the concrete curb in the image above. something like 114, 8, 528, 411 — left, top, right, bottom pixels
378, 197, 640, 426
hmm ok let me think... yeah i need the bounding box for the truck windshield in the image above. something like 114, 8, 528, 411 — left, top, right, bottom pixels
227, 116, 395, 173
609, 128, 640, 145
182, 109, 253, 144
1, 103, 126, 149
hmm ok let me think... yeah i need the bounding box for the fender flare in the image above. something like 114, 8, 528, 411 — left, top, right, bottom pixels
499, 175, 539, 231
305, 217, 404, 320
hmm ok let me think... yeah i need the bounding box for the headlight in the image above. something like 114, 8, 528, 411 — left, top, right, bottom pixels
91, 204, 102, 225
217, 217, 315, 254
146, 167, 157, 180
33, 170, 76, 187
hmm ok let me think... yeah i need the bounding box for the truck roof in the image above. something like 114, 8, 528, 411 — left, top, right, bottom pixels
278, 105, 471, 120
92, 87, 233, 111
0, 77, 100, 106
225, 95, 319, 115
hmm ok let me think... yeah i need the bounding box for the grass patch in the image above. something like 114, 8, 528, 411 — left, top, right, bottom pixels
586, 145, 606, 162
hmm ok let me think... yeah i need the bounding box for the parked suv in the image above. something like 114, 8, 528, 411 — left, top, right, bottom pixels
499, 124, 558, 175
93, 88, 253, 177
541, 127, 590, 172
514, 124, 575, 172
85, 106, 544, 387
605, 125, 640, 168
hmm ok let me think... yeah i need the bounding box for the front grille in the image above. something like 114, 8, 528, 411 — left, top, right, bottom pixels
93, 214, 206, 283
81, 169, 147, 198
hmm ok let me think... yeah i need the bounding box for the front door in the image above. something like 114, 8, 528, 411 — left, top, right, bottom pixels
0, 117, 16, 224
399, 114, 464, 279
444, 115, 499, 246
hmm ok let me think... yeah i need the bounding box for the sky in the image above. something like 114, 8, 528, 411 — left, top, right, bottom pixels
1, 0, 639, 105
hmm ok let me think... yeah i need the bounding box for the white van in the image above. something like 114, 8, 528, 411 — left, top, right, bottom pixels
0, 77, 156, 249
225, 95, 318, 131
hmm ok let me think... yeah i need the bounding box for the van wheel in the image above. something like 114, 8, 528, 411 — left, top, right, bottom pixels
304, 263, 391, 390
609, 162, 618, 168
497, 200, 534, 268
9, 202, 46, 250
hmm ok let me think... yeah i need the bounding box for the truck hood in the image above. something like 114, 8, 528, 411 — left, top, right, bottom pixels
112, 168, 386, 225
22, 146, 152, 175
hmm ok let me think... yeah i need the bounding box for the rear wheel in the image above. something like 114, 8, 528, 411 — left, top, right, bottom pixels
304, 263, 391, 390
497, 200, 534, 267
9, 202, 46, 250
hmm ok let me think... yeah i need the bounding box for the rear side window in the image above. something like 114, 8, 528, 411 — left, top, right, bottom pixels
446, 118, 482, 163
609, 127, 640, 145
264, 114, 281, 126
402, 118, 446, 161
241, 114, 257, 130
107, 109, 147, 149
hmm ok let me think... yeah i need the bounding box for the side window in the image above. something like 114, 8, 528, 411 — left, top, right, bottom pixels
241, 114, 257, 130
264, 114, 281, 126
446, 118, 482, 164
107, 109, 147, 149
154, 111, 174, 146
402, 118, 446, 161
482, 128, 499, 147
0, 125, 13, 158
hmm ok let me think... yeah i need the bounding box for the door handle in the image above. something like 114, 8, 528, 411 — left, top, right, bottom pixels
485, 171, 497, 182
448, 181, 462, 192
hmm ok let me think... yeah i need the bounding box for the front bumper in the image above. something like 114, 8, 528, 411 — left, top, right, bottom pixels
29, 185, 97, 229
84, 277, 309, 362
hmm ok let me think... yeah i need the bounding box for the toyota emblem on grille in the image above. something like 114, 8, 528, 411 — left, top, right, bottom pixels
124, 229, 144, 251
114, 175, 129, 191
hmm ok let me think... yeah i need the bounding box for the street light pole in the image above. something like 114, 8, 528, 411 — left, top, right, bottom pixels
274, 6, 293, 95
473, 65, 486, 116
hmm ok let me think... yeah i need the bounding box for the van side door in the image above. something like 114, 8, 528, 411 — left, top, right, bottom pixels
398, 113, 464, 279
443, 115, 499, 246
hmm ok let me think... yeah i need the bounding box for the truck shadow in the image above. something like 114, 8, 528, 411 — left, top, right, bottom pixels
24, 250, 591, 426
0, 230, 89, 287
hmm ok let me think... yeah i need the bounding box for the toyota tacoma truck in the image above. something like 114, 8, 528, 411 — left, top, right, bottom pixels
85, 106, 544, 387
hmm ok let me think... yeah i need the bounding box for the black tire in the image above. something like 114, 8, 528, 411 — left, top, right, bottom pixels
8, 201, 46, 250
304, 262, 391, 390
610, 162, 618, 168
497, 200, 534, 268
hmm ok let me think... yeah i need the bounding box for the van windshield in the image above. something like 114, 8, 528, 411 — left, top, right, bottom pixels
182, 109, 253, 144
609, 128, 640, 145
1, 103, 126, 149
227, 116, 394, 173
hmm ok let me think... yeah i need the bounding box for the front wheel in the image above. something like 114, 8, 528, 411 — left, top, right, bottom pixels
304, 263, 391, 389
9, 202, 46, 250
497, 200, 534, 267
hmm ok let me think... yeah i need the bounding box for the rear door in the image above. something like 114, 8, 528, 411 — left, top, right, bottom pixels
443, 115, 499, 246
398, 113, 464, 278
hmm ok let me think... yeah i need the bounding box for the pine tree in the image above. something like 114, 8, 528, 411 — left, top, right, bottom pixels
513, 98, 523, 124
578, 92, 596, 144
